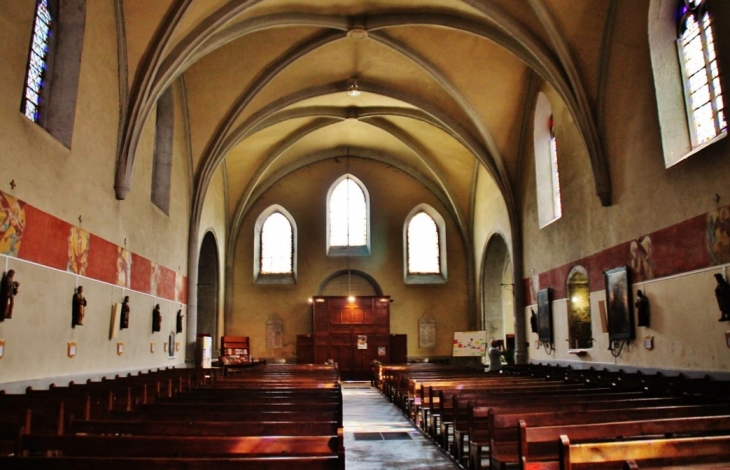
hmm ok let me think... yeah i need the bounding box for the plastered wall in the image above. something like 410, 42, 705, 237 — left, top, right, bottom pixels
0, 3, 192, 390
229, 158, 470, 360
518, 5, 730, 374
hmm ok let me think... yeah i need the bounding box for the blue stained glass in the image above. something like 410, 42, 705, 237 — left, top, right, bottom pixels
22, 0, 52, 123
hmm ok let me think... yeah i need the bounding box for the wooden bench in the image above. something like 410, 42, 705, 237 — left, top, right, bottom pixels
0, 455, 343, 469
472, 403, 730, 470
521, 414, 730, 469
561, 434, 730, 470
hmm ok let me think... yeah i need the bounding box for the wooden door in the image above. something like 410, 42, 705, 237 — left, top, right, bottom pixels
312, 296, 390, 380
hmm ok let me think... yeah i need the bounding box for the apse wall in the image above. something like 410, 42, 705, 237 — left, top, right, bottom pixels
230, 157, 470, 361
519, 8, 730, 375
0, 2, 191, 391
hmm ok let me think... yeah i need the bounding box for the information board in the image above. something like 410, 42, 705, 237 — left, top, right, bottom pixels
452, 331, 487, 357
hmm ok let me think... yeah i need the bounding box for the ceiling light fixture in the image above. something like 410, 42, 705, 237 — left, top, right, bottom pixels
347, 78, 361, 97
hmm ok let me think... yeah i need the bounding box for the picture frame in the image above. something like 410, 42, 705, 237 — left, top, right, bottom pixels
537, 288, 553, 344
643, 335, 654, 350
117, 342, 124, 356
604, 266, 634, 342
67, 341, 77, 358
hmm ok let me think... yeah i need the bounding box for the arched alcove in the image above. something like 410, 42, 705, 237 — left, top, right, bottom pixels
318, 270, 381, 297
197, 232, 220, 348
481, 234, 512, 342
567, 266, 592, 349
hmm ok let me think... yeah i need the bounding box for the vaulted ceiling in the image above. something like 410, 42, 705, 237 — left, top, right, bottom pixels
115, 0, 618, 249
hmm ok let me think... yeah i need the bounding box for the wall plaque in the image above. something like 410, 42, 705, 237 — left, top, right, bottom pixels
266, 313, 283, 350
419, 313, 436, 349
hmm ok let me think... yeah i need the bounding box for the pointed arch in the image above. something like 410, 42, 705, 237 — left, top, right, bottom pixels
404, 203, 447, 284
326, 174, 370, 257
253, 205, 297, 284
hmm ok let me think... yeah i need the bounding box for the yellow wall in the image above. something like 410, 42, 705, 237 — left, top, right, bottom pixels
0, 3, 192, 391
229, 158, 470, 360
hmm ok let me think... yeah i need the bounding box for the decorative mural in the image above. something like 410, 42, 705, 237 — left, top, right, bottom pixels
526, 203, 729, 302
67, 226, 90, 275
0, 190, 186, 303
707, 206, 730, 264
116, 246, 132, 288
0, 192, 26, 256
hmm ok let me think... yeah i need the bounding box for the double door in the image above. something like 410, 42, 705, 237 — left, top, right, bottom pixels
312, 296, 390, 381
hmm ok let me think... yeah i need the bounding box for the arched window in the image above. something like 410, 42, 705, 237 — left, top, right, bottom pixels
151, 87, 174, 214
678, 0, 726, 146
21, 0, 53, 123
254, 205, 297, 284
327, 174, 370, 256
567, 266, 592, 350
534, 93, 562, 228
20, 0, 85, 148
648, 0, 726, 166
403, 204, 447, 284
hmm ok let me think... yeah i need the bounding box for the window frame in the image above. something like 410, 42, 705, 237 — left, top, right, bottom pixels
326, 173, 371, 257
648, 0, 727, 167
253, 205, 297, 285
403, 203, 447, 284
676, 0, 726, 149
534, 92, 562, 228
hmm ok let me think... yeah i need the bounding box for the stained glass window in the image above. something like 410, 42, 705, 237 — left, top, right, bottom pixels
549, 115, 562, 219
260, 212, 292, 274
22, 0, 52, 122
678, 0, 726, 146
407, 212, 440, 274
329, 177, 367, 247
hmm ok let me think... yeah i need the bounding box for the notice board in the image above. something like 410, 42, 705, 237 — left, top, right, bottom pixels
452, 331, 487, 357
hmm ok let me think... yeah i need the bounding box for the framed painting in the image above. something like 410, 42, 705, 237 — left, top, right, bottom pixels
604, 266, 634, 342
537, 288, 553, 344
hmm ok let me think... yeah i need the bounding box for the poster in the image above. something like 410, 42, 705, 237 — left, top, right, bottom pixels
357, 335, 367, 349
452, 331, 487, 357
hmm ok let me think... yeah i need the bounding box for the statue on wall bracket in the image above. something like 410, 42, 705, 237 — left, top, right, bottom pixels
72, 285, 87, 327
715, 273, 730, 322
1, 270, 19, 321
176, 309, 184, 333
120, 296, 130, 329
152, 304, 162, 333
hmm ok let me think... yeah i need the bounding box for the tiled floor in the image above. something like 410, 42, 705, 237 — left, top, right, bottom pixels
343, 383, 460, 470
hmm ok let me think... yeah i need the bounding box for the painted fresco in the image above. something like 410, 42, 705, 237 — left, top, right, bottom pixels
707, 206, 730, 264
0, 192, 25, 256
528, 203, 730, 303
67, 226, 90, 275
116, 247, 131, 288
0, 191, 185, 303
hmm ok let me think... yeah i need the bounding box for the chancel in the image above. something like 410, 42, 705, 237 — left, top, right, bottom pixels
1, 1, 730, 469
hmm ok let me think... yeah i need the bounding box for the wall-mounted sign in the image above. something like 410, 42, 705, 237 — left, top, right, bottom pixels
67, 341, 77, 358
117, 342, 124, 356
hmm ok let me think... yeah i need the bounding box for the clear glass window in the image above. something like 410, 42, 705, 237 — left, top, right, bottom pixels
407, 212, 440, 274
329, 178, 367, 247
260, 212, 293, 274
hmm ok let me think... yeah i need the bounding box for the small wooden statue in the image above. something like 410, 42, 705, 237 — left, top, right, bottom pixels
120, 296, 130, 329
72, 285, 87, 327
1, 270, 19, 321
152, 304, 162, 332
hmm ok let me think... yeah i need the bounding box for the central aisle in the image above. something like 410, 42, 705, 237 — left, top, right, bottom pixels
342, 383, 460, 470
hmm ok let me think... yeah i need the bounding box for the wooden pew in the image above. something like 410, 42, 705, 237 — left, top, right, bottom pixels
0, 455, 343, 469
17, 432, 343, 458
561, 434, 730, 470
473, 403, 730, 470
521, 414, 730, 470
69, 418, 340, 437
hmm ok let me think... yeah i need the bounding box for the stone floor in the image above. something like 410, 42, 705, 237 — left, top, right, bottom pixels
343, 382, 460, 470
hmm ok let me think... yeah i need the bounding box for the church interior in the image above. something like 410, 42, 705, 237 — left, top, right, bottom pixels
2, 2, 730, 466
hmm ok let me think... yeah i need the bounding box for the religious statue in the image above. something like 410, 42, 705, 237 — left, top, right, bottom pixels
715, 274, 730, 322
120, 296, 130, 329
72, 286, 87, 327
1, 270, 19, 321
176, 309, 184, 334
529, 308, 538, 334
152, 304, 162, 333
635, 290, 650, 327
